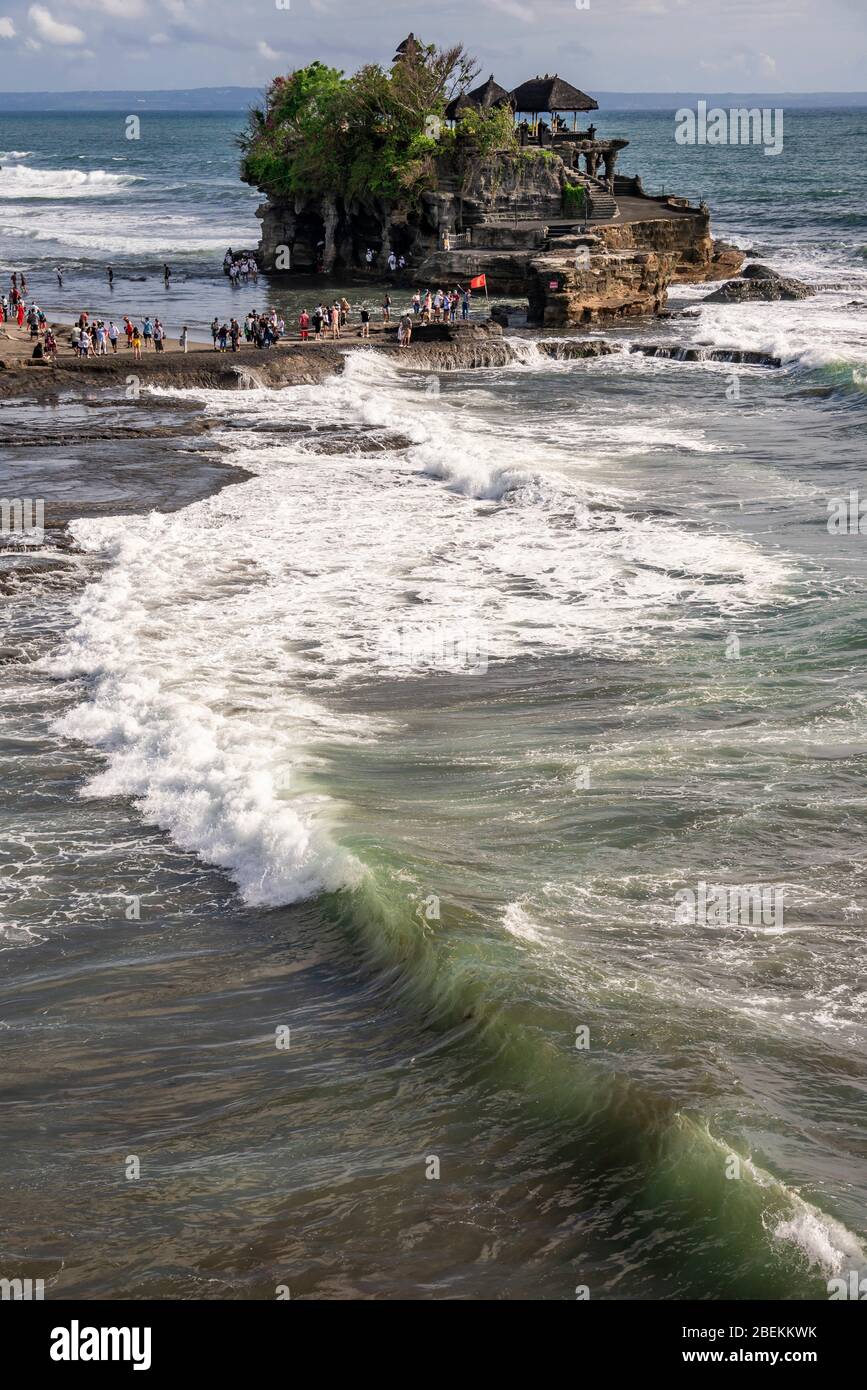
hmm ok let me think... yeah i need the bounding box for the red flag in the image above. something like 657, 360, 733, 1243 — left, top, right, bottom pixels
469, 274, 486, 290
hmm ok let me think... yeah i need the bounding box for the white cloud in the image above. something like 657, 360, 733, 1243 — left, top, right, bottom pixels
483, 0, 535, 22
257, 40, 282, 61
28, 5, 86, 44
73, 0, 146, 14
150, 32, 169, 45
0, 15, 15, 37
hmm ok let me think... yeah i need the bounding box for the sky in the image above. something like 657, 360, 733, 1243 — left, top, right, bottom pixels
0, 0, 864, 94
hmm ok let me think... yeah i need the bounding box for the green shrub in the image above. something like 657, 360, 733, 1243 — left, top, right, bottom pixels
562, 182, 586, 215
239, 42, 477, 205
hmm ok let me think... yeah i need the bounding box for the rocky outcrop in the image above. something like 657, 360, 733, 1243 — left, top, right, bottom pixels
704, 264, 813, 303
0, 343, 348, 401
251, 132, 741, 327
628, 344, 781, 367
527, 248, 674, 326
592, 212, 744, 284
254, 149, 571, 274
419, 207, 733, 322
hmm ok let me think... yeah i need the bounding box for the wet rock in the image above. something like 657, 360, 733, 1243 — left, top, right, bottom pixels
704, 273, 813, 303
741, 262, 781, 280
630, 343, 781, 367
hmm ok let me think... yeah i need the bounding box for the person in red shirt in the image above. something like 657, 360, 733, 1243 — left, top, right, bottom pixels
299, 309, 310, 341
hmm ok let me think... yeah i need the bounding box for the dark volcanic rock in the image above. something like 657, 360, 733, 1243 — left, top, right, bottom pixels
742, 262, 781, 280
630, 343, 781, 367
704, 272, 814, 303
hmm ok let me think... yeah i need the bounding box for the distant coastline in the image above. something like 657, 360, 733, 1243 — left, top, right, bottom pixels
2, 86, 867, 112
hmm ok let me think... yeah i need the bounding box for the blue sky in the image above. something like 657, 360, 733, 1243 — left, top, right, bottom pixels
0, 0, 864, 93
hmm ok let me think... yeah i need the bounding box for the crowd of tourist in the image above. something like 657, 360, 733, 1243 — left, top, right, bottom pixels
2, 262, 477, 364
209, 310, 288, 350
222, 249, 260, 285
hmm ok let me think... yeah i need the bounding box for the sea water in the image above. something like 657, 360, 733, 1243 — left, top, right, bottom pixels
1, 108, 866, 1299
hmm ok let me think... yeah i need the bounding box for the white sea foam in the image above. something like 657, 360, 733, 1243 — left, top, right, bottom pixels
502, 901, 549, 944
48, 514, 366, 907
767, 1193, 865, 1277
691, 285, 867, 372
701, 1131, 866, 1277
0, 164, 142, 198
49, 350, 791, 909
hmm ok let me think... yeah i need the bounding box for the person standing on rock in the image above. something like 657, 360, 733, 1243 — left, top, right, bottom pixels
398, 312, 412, 349
211, 316, 220, 350
132, 324, 142, 360
299, 309, 310, 341
108, 321, 119, 353
179, 325, 189, 353
382, 292, 391, 323
359, 303, 370, 339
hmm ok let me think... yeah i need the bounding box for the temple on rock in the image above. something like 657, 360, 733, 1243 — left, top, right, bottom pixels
245, 39, 743, 326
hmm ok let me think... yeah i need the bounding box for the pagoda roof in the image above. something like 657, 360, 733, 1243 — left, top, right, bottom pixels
445, 74, 513, 121
510, 74, 598, 113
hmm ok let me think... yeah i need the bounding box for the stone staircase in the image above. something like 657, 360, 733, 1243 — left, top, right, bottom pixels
547, 221, 585, 240
587, 186, 618, 221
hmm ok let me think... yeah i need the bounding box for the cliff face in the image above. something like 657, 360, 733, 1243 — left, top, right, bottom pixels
250, 146, 743, 327
252, 149, 569, 273
527, 249, 677, 327
521, 210, 744, 327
